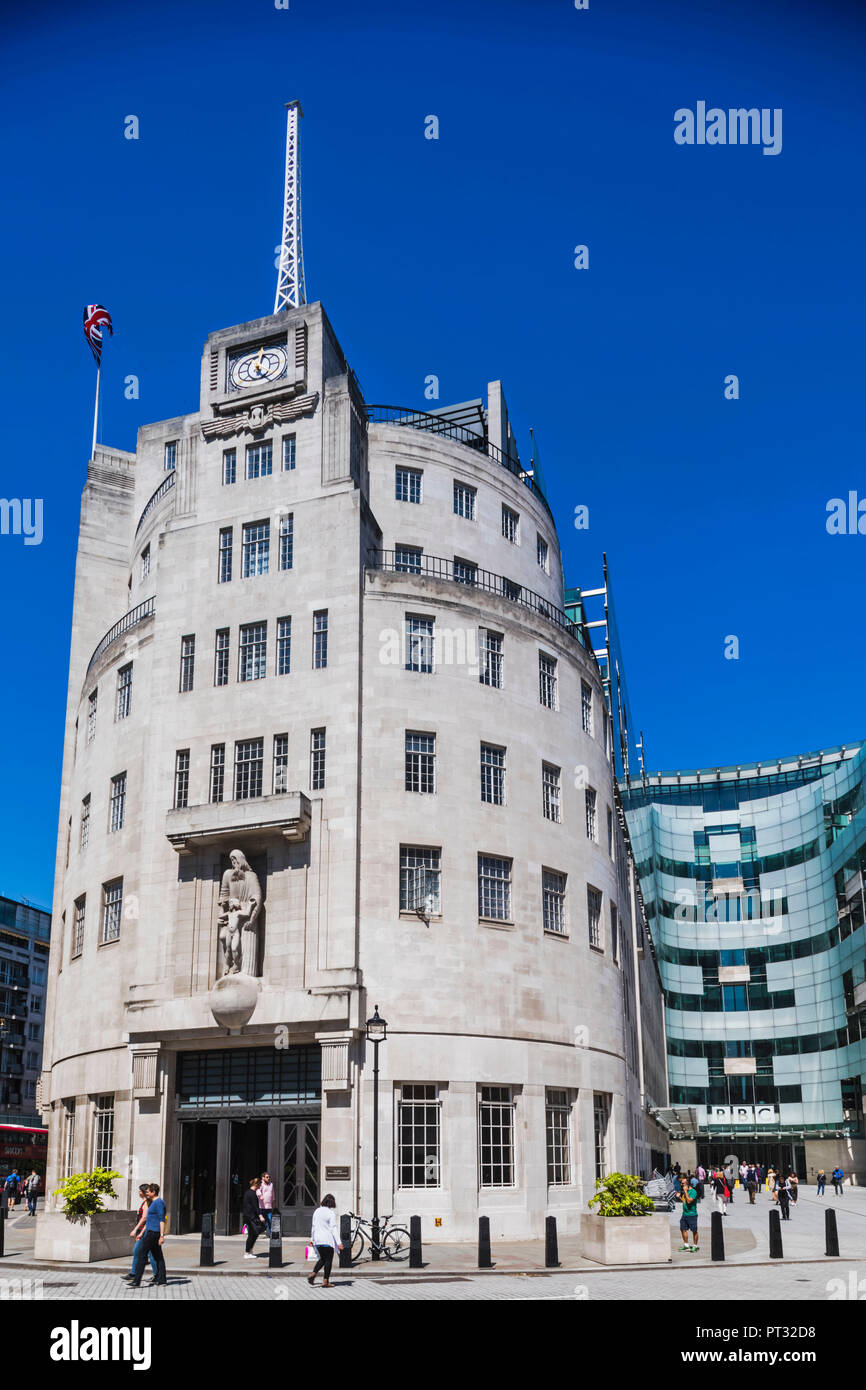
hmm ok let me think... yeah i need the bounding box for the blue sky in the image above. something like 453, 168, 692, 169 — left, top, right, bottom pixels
2, 0, 865, 906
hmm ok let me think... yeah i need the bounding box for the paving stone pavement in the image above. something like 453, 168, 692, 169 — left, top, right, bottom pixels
3, 1261, 866, 1301
3, 1183, 864, 1298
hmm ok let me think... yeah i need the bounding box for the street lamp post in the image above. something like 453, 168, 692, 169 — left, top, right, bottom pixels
365, 1006, 388, 1261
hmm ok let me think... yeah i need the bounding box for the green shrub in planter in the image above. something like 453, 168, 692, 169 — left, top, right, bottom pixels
52, 1168, 124, 1217
588, 1172, 655, 1217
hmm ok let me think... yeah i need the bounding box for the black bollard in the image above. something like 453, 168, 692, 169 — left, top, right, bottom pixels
769, 1208, 783, 1258
338, 1213, 352, 1267
268, 1211, 282, 1268
710, 1210, 725, 1262
825, 1208, 840, 1257
199, 1211, 214, 1267
409, 1215, 423, 1269
478, 1215, 492, 1268
545, 1215, 560, 1268
0, 1204, 5, 1259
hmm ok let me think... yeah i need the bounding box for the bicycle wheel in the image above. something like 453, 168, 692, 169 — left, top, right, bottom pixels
382, 1226, 410, 1260
351, 1226, 366, 1263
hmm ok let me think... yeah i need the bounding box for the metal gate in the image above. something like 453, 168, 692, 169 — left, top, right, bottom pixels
281, 1119, 320, 1235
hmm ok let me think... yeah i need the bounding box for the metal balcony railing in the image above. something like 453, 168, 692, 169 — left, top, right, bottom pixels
366, 405, 554, 523
367, 550, 588, 648
86, 597, 155, 674
135, 470, 176, 537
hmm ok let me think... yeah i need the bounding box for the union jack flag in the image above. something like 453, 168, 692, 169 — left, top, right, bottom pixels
83, 304, 113, 366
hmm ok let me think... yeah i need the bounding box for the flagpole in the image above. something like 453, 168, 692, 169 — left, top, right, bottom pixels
91, 365, 101, 458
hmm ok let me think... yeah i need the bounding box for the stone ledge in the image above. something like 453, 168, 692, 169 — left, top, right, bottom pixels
166, 792, 312, 853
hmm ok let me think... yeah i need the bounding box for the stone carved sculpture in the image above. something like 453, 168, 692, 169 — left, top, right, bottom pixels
218, 849, 262, 977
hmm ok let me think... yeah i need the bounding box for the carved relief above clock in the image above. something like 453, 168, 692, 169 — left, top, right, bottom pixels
200, 392, 319, 441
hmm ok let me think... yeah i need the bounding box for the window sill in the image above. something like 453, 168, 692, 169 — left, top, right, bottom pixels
478, 918, 515, 931
589, 944, 605, 955
543, 929, 570, 941
398, 912, 442, 924
98, 937, 120, 949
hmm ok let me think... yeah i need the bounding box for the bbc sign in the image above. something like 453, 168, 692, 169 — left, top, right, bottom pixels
702, 1105, 779, 1125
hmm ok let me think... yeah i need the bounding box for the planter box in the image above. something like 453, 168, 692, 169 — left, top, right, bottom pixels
34, 1209, 137, 1263
581, 1212, 671, 1265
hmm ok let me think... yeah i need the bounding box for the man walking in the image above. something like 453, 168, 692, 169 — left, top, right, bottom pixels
24, 1170, 39, 1216
832, 1166, 844, 1196
695, 1163, 706, 1200
123, 1185, 159, 1286
4, 1169, 20, 1211
130, 1183, 167, 1287
712, 1169, 728, 1216
678, 1176, 700, 1252
746, 1167, 757, 1205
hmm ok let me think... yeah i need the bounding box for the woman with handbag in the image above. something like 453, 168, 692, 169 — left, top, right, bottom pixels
242, 1178, 266, 1259
308, 1193, 343, 1288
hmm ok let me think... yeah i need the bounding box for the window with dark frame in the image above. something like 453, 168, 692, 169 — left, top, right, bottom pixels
115, 663, 132, 721
174, 750, 190, 809
405, 732, 435, 794
276, 616, 292, 675
72, 897, 86, 959
478, 855, 511, 921
310, 729, 326, 791
480, 630, 503, 688
279, 513, 293, 570
101, 880, 123, 944
214, 628, 230, 686
395, 466, 422, 503
239, 621, 267, 682
397, 1084, 440, 1188
180, 635, 195, 692
546, 1089, 572, 1186
313, 610, 328, 669
218, 527, 233, 583
235, 738, 264, 800
109, 772, 126, 832
246, 441, 273, 479
478, 1085, 514, 1188
242, 520, 270, 577
542, 870, 567, 935
399, 846, 441, 914
273, 733, 289, 793
480, 744, 505, 805
210, 744, 225, 804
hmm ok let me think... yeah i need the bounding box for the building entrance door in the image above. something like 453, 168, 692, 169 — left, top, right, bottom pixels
178, 1121, 218, 1234
697, 1139, 807, 1180
281, 1118, 320, 1235
228, 1119, 269, 1235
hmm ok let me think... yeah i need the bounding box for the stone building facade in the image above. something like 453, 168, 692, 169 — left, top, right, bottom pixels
41, 301, 666, 1239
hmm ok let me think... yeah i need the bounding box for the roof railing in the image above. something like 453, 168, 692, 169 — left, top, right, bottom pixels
86, 597, 155, 674
365, 404, 554, 522
135, 470, 176, 537
367, 549, 589, 651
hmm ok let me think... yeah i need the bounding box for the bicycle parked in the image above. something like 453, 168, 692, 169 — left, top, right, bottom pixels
347, 1212, 410, 1262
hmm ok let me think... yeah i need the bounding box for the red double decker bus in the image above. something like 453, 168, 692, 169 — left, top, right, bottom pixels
0, 1123, 48, 1188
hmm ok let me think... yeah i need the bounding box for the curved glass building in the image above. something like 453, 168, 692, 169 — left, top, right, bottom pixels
621, 742, 866, 1179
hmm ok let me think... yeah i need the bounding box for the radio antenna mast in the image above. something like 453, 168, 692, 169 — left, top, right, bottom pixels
274, 100, 306, 313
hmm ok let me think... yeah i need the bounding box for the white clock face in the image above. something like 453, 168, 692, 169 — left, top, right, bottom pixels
227, 344, 289, 390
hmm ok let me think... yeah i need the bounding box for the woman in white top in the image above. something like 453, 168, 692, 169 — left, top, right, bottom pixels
308, 1193, 343, 1287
